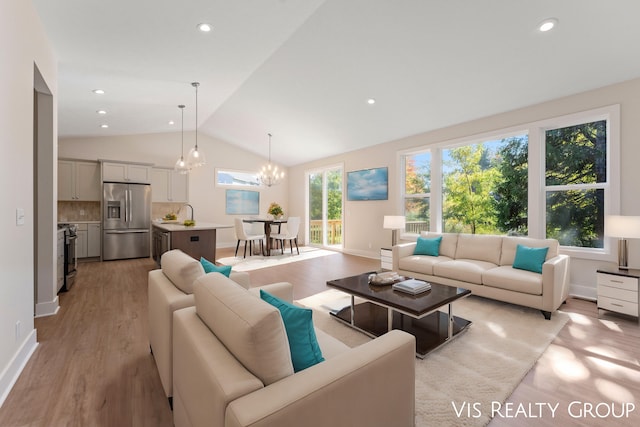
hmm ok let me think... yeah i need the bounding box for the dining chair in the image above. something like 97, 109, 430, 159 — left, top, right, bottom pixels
234, 218, 265, 258
271, 216, 300, 255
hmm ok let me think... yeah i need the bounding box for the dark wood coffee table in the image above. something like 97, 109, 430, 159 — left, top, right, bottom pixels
326, 272, 472, 358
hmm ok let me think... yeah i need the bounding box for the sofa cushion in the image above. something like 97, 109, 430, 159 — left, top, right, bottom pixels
260, 290, 325, 372
200, 256, 232, 277
500, 237, 559, 266
455, 234, 503, 265
433, 259, 497, 284
414, 236, 442, 256
161, 249, 205, 294
399, 255, 452, 276
193, 273, 294, 385
421, 232, 458, 258
512, 245, 549, 274
482, 265, 543, 295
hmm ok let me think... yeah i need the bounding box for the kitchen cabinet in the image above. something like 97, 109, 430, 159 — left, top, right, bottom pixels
102, 161, 151, 183
76, 224, 88, 258
58, 160, 101, 201
75, 223, 101, 258
151, 168, 189, 202
87, 223, 101, 257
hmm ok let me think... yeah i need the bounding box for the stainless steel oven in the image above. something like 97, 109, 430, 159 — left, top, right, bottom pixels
61, 224, 78, 291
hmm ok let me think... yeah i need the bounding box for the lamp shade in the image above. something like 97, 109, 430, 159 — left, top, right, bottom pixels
383, 215, 406, 230
605, 215, 640, 238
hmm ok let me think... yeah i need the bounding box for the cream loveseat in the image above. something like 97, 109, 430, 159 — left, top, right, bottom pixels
148, 249, 251, 402
172, 273, 416, 427
392, 233, 570, 319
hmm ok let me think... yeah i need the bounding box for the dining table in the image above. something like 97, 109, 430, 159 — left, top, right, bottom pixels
242, 218, 287, 256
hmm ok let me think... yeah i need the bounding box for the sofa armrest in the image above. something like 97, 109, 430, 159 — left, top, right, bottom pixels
541, 254, 570, 312
225, 330, 416, 427
392, 242, 416, 271
173, 307, 264, 427
148, 270, 195, 397
230, 271, 251, 289
248, 282, 294, 303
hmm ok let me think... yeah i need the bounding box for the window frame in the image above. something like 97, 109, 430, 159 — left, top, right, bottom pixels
397, 104, 620, 260
214, 168, 261, 188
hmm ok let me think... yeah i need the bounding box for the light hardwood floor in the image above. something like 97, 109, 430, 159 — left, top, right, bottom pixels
0, 248, 638, 426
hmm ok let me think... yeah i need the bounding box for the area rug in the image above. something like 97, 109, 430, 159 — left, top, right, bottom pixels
217, 246, 339, 272
297, 290, 569, 427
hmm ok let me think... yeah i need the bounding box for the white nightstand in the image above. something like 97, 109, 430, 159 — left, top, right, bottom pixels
380, 248, 393, 271
596, 269, 639, 323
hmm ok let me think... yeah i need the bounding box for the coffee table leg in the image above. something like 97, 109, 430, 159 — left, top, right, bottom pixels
350, 295, 355, 327
388, 308, 393, 332
448, 303, 453, 340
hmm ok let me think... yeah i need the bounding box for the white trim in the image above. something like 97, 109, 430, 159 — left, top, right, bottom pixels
34, 295, 59, 318
0, 329, 38, 408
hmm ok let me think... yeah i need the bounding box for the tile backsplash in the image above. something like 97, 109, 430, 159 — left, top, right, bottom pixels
58, 201, 190, 223
58, 201, 101, 222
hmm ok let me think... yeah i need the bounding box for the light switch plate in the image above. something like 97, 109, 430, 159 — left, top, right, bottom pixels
16, 208, 25, 226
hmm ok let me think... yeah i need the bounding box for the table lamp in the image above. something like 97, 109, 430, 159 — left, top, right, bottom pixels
383, 215, 406, 246
605, 215, 640, 269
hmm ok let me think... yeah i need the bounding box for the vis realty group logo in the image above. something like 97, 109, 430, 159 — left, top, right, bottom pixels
452, 400, 636, 420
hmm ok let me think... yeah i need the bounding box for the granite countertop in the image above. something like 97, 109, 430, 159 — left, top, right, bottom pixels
152, 221, 232, 232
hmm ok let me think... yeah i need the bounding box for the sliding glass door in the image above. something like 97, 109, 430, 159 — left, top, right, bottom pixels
307, 166, 343, 249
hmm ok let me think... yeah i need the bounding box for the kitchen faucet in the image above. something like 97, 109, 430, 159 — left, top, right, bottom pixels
178, 204, 194, 221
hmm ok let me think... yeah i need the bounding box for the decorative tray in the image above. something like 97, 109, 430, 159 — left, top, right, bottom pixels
368, 271, 406, 286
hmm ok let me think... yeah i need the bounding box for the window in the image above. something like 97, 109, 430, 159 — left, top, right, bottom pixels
403, 151, 431, 234
442, 135, 528, 235
399, 105, 619, 255
545, 120, 607, 248
215, 169, 260, 187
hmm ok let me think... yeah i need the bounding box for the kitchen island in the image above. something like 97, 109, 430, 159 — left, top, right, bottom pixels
152, 222, 232, 264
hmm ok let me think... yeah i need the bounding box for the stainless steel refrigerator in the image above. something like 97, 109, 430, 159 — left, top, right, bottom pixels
103, 182, 151, 260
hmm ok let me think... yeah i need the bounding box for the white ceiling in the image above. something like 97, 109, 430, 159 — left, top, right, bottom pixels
34, 0, 640, 166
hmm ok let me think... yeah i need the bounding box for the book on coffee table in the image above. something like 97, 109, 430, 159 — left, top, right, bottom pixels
392, 279, 431, 295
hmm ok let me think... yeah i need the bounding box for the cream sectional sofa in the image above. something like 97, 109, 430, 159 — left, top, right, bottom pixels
392, 233, 570, 319
148, 249, 251, 403
172, 273, 416, 427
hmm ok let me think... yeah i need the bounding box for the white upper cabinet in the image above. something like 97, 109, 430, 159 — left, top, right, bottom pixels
102, 161, 151, 183
151, 168, 189, 203
58, 160, 101, 201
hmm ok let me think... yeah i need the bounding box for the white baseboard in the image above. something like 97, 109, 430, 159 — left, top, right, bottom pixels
35, 296, 59, 318
569, 282, 597, 301
0, 329, 38, 408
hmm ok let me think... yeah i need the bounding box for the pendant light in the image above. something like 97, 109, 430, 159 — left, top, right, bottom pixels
187, 81, 206, 168
174, 105, 190, 174
258, 133, 285, 187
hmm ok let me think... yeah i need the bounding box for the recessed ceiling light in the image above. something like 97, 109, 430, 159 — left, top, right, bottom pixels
197, 23, 212, 32
367, 98, 376, 105
538, 18, 558, 32
100, 124, 109, 129
93, 89, 105, 95
97, 110, 107, 115
168, 120, 175, 125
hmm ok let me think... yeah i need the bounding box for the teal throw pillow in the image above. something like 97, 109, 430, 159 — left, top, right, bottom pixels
260, 289, 325, 372
200, 257, 232, 277
512, 245, 549, 274
414, 236, 443, 256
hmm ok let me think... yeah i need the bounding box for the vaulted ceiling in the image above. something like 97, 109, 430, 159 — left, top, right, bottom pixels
34, 0, 640, 166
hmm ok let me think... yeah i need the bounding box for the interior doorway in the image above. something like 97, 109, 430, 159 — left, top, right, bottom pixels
34, 65, 58, 317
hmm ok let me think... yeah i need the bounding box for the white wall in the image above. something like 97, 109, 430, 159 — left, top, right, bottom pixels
59, 132, 288, 247
0, 0, 57, 406
289, 77, 640, 298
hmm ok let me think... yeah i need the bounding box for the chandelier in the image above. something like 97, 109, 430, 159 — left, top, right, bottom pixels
258, 133, 285, 187
174, 104, 190, 174
187, 82, 206, 168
